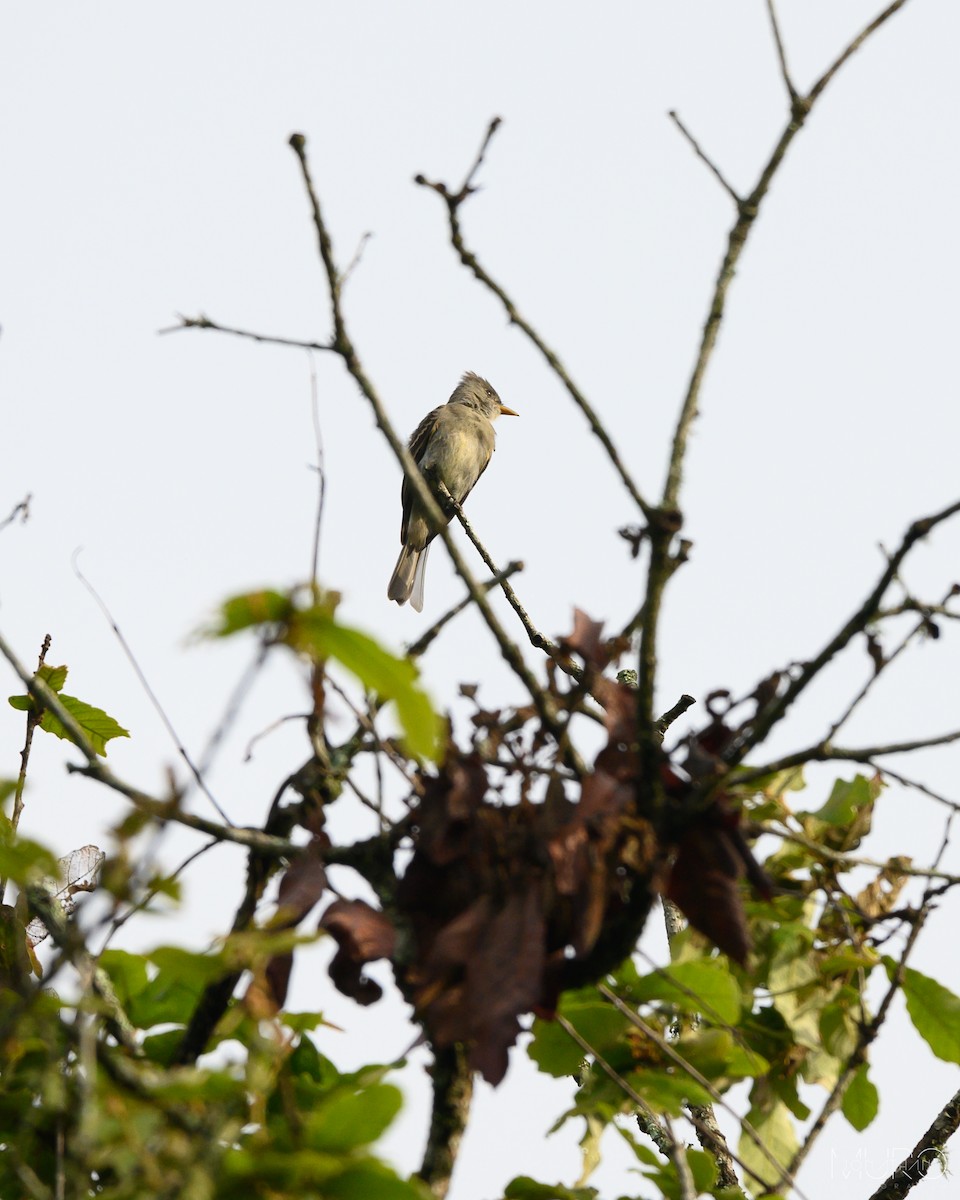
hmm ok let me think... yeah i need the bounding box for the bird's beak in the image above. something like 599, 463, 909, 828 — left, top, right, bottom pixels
499, 404, 519, 417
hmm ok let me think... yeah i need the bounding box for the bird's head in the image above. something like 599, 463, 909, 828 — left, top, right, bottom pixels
452, 371, 519, 420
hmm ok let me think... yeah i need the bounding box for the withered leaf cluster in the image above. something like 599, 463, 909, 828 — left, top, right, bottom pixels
240, 614, 779, 1084
305, 612, 773, 1085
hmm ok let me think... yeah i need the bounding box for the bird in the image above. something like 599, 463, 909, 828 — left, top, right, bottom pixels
387, 371, 517, 612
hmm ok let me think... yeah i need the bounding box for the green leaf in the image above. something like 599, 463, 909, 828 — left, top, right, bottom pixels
895, 962, 960, 1063
642, 1147, 717, 1199
614, 1123, 662, 1165
98, 949, 150, 1009
627, 1068, 713, 1115
204, 589, 442, 760
305, 1084, 402, 1152
38, 693, 130, 755
504, 1179, 598, 1200
528, 993, 628, 1077
206, 589, 296, 636
0, 836, 59, 887
627, 959, 741, 1025
842, 1064, 879, 1131
291, 611, 441, 761
323, 1160, 430, 1200
283, 1010, 331, 1034
141, 1028, 189, 1066
0, 780, 17, 806
678, 1028, 768, 1081
8, 664, 129, 756
819, 1001, 859, 1060
8, 664, 71, 713
812, 776, 874, 826
739, 1095, 798, 1193
221, 1146, 343, 1187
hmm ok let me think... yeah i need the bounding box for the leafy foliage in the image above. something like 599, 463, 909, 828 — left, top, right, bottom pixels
207, 587, 442, 760
8, 663, 130, 755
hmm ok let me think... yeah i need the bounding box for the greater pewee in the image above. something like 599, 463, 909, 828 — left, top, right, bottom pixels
387, 371, 517, 612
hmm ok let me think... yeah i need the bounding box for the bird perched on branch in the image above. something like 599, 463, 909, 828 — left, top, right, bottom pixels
388, 371, 517, 612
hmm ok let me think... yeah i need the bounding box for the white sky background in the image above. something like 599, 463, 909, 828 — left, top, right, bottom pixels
3, 2, 960, 1197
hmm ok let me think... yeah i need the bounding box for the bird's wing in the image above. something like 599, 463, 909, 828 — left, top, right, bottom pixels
400, 406, 443, 542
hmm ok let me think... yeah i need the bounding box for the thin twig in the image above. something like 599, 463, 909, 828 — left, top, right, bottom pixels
735, 725, 960, 785
874, 765, 960, 814
0, 493, 31, 532
662, 1115, 697, 1200
101, 838, 219, 945
598, 985, 800, 1197
339, 231, 372, 289
307, 352, 327, 589
824, 583, 959, 742
785, 886, 935, 1181
668, 111, 742, 204
637, 0, 915, 824
1, 635, 51, 903
196, 642, 269, 779
656, 692, 696, 735
406, 561, 524, 658
555, 1012, 672, 1155
437, 481, 576, 670
415, 119, 653, 521
159, 313, 334, 352
722, 498, 960, 774
765, 0, 799, 101
0, 626, 299, 856
72, 553, 232, 823
754, 823, 960, 886
807, 0, 910, 105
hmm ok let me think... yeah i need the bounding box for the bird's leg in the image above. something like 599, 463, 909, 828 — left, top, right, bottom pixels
432, 474, 460, 520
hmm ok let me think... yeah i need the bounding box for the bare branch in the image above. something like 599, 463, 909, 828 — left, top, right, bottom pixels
764, 0, 799, 102
867, 1088, 960, 1200
656, 692, 696, 735
416, 1044, 473, 1200
637, 0, 916, 815
72, 553, 232, 823
0, 493, 31, 532
307, 353, 327, 589
339, 230, 372, 290
0, 626, 299, 857
722, 498, 960, 773
668, 110, 742, 204
662, 1115, 697, 1200
686, 1102, 744, 1194
808, 0, 911, 105
1, 635, 51, 904
406, 561, 524, 659
736, 725, 960, 785
158, 313, 334, 352
755, 824, 960, 885
436, 481, 574, 668
415, 121, 653, 521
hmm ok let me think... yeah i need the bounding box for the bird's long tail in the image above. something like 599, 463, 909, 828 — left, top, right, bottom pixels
388, 544, 429, 612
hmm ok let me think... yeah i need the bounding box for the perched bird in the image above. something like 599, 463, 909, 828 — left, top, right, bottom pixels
388, 372, 517, 612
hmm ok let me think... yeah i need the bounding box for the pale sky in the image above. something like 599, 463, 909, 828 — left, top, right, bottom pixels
3, 3, 960, 1197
